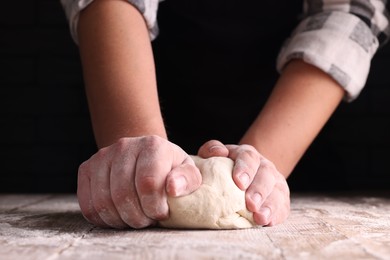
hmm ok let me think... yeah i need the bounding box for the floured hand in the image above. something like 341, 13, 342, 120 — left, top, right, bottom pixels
77, 135, 202, 229
198, 140, 290, 226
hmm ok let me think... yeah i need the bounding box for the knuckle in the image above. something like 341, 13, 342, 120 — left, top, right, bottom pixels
111, 137, 135, 159
114, 137, 130, 153
137, 175, 160, 194
78, 161, 89, 176
78, 161, 94, 182
116, 137, 129, 146
138, 135, 167, 159
239, 144, 258, 153
92, 146, 109, 163
239, 147, 260, 161
141, 135, 164, 149
260, 159, 276, 172
97, 145, 109, 156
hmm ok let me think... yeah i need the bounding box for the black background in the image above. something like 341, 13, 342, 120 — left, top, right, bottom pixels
0, 1, 389, 193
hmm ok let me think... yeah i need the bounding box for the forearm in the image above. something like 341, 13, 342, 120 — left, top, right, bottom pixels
77, 0, 166, 148
240, 60, 344, 177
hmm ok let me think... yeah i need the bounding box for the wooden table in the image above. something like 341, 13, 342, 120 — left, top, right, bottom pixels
1, 192, 389, 259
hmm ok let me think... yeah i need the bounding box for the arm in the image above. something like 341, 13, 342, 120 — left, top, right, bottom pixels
247, 0, 390, 176
240, 59, 344, 177
75, 0, 202, 229
77, 0, 166, 148
198, 62, 343, 225
200, 0, 389, 226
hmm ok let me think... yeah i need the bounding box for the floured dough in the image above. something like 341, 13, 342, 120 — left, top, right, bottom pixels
159, 156, 255, 229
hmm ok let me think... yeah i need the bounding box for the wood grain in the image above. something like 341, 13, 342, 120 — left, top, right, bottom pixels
1, 193, 389, 260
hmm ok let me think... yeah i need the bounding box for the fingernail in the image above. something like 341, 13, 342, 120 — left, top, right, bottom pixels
173, 176, 187, 196
238, 173, 250, 188
259, 207, 271, 220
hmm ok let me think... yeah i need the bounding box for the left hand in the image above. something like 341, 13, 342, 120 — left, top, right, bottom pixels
198, 140, 290, 226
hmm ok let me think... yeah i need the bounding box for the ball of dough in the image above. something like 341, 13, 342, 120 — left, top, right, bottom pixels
159, 156, 255, 229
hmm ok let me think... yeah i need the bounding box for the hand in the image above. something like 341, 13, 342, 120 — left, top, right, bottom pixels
77, 135, 202, 229
198, 140, 290, 226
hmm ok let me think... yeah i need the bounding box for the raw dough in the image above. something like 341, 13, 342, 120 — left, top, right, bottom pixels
159, 156, 255, 229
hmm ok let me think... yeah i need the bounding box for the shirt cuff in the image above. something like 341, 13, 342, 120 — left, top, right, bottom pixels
277, 11, 379, 102
60, 0, 160, 44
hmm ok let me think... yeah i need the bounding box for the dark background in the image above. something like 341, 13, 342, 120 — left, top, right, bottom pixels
0, 1, 389, 193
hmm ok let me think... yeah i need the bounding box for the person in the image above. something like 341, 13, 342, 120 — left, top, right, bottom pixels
60, 0, 390, 229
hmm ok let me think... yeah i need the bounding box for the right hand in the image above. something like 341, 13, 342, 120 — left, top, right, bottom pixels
77, 135, 202, 229
198, 140, 290, 226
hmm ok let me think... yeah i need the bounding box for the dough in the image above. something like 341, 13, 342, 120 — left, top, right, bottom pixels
159, 156, 255, 229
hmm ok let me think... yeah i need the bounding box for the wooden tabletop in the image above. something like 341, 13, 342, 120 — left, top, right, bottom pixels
1, 192, 389, 260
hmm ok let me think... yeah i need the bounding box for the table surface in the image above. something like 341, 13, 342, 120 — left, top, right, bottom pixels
1, 192, 390, 260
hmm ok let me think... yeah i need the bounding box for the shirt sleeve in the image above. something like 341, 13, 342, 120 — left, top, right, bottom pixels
60, 0, 162, 43
277, 0, 390, 101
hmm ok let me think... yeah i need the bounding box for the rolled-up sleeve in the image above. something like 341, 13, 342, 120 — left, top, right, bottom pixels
60, 0, 161, 43
277, 0, 390, 101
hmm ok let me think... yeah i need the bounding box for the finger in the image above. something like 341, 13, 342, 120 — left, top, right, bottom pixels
226, 145, 261, 190
166, 157, 202, 197
245, 159, 276, 213
197, 140, 229, 158
90, 151, 128, 228
77, 161, 108, 227
110, 152, 155, 229
135, 158, 170, 220
253, 184, 290, 226
135, 136, 175, 220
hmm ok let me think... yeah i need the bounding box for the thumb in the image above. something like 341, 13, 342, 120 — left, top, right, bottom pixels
166, 162, 202, 197
197, 140, 229, 158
